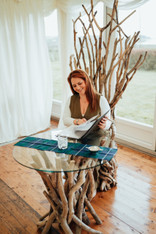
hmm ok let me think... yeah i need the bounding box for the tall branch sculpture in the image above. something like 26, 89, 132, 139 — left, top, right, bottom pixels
69, 0, 147, 119
69, 0, 147, 192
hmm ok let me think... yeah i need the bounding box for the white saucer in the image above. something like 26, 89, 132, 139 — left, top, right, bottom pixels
87, 146, 102, 152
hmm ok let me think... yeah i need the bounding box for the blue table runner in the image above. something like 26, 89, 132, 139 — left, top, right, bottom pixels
14, 136, 117, 161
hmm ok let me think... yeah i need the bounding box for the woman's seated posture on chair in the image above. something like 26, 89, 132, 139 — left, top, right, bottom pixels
62, 69, 117, 192
62, 69, 111, 146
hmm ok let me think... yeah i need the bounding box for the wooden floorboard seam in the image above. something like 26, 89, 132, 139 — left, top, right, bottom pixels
101, 208, 141, 234
0, 178, 41, 234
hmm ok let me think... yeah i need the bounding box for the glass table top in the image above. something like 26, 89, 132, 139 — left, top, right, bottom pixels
13, 129, 103, 173
13, 146, 102, 173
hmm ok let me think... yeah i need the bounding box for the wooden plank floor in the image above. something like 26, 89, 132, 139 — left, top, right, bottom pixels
0, 121, 156, 234
0, 179, 41, 234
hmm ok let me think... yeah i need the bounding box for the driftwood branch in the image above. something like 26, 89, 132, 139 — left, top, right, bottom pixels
36, 156, 105, 233
69, 0, 146, 118
68, 0, 146, 199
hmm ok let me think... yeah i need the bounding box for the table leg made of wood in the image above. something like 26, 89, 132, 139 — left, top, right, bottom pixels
36, 158, 103, 234
13, 136, 117, 233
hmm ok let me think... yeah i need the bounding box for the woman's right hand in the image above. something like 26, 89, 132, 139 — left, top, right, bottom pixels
74, 118, 87, 125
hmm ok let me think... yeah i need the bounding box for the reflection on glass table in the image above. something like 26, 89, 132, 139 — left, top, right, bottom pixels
13, 146, 101, 173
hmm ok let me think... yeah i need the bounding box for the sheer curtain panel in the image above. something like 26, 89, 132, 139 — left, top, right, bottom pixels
0, 0, 52, 143
43, 0, 151, 15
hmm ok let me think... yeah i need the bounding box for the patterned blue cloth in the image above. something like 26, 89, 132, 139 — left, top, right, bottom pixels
14, 136, 117, 161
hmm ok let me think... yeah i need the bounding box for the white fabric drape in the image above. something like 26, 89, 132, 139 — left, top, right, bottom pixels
0, 0, 52, 143
43, 0, 151, 15
103, 0, 150, 9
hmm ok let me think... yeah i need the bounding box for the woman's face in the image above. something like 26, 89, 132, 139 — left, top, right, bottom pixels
71, 78, 86, 95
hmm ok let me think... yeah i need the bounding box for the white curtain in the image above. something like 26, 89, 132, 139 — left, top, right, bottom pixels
0, 0, 52, 143
43, 0, 151, 14
103, 0, 151, 9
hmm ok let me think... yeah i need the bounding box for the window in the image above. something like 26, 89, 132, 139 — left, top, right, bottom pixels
44, 10, 62, 101
75, 2, 104, 37
44, 3, 104, 101
73, 2, 104, 71
116, 0, 156, 126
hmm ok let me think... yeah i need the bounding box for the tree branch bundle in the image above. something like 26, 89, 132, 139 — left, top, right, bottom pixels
69, 0, 147, 116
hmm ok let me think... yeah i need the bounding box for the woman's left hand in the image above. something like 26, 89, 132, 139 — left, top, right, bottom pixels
98, 117, 108, 129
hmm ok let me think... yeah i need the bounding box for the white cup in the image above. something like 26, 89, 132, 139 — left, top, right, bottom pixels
57, 135, 68, 149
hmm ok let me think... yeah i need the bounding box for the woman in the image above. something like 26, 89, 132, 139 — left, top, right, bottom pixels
62, 69, 111, 146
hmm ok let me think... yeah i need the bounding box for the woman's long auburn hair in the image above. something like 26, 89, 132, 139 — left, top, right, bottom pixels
67, 69, 99, 112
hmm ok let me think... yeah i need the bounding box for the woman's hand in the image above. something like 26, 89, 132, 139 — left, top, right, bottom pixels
98, 117, 108, 129
74, 118, 87, 125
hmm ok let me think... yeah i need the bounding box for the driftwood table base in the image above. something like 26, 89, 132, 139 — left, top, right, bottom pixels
13, 134, 117, 234
36, 168, 103, 234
